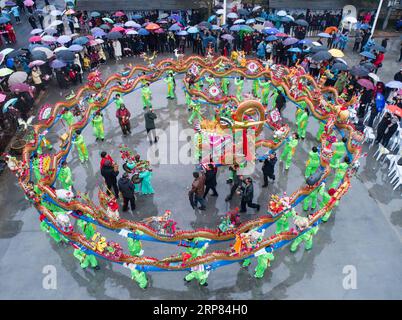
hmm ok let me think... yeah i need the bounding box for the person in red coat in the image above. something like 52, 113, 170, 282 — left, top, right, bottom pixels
373, 51, 384, 74
116, 103, 131, 135
100, 151, 115, 169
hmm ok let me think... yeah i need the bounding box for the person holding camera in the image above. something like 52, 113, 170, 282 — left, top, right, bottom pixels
240, 178, 260, 213
261, 153, 277, 188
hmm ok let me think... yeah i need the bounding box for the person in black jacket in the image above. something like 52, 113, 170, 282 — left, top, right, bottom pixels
261, 152, 277, 187
118, 173, 136, 211
225, 164, 243, 201
275, 91, 286, 113
240, 178, 260, 213
144, 108, 158, 144
375, 113, 400, 147
203, 163, 218, 198
101, 160, 119, 199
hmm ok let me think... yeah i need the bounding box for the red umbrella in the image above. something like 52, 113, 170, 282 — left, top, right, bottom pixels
145, 23, 160, 31
29, 35, 42, 43
114, 11, 125, 17
110, 26, 125, 33
357, 78, 375, 90
386, 105, 402, 118
276, 32, 288, 37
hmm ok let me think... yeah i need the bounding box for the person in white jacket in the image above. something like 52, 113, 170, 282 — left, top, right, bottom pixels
112, 40, 122, 61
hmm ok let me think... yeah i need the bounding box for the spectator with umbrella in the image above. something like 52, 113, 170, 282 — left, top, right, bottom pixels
30, 66, 44, 94
28, 14, 37, 29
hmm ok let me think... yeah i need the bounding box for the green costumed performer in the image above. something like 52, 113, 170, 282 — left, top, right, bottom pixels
72, 130, 89, 163
330, 137, 347, 169
127, 230, 144, 256
330, 157, 350, 189
242, 228, 266, 267
275, 208, 296, 234
141, 83, 152, 109
185, 91, 192, 106
194, 79, 203, 91
164, 74, 175, 99
73, 248, 100, 270
254, 251, 275, 278
139, 169, 154, 195
259, 79, 271, 105
58, 161, 74, 191
188, 98, 202, 125
32, 153, 42, 182
290, 225, 319, 252
295, 101, 307, 122
305, 146, 320, 178
37, 137, 53, 155
204, 74, 216, 87
221, 77, 230, 95
193, 129, 202, 162
130, 267, 148, 289
303, 184, 320, 211
316, 121, 326, 141
280, 132, 299, 170
252, 79, 260, 98
320, 187, 338, 222
296, 108, 309, 139
184, 243, 209, 286
61, 108, 74, 126
234, 76, 244, 101
114, 93, 124, 109
77, 218, 96, 240
91, 110, 105, 141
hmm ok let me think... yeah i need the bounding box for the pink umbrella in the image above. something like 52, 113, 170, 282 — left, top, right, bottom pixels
154, 28, 165, 34
357, 78, 375, 90
0, 93, 6, 103
88, 40, 98, 46
114, 11, 125, 17
263, 21, 274, 28
28, 60, 45, 68
110, 26, 125, 33
398, 88, 402, 95
23, 0, 34, 6
9, 83, 31, 93
86, 35, 95, 40
29, 35, 42, 43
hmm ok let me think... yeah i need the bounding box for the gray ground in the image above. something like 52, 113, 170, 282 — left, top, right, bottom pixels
0, 1, 401, 300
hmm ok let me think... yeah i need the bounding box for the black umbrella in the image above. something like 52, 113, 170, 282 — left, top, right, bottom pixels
350, 65, 369, 77
361, 62, 375, 71
237, 9, 250, 16
106, 31, 122, 40
7, 48, 26, 58
30, 50, 47, 61
295, 19, 308, 27
311, 50, 332, 62
198, 21, 211, 29
310, 45, 328, 53
56, 50, 75, 62
332, 62, 349, 71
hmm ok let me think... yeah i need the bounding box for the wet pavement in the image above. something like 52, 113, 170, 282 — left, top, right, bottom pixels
0, 4, 402, 300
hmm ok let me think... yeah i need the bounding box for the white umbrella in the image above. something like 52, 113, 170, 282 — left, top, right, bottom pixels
54, 46, 68, 53
30, 28, 43, 35
50, 20, 64, 26
216, 9, 224, 15
126, 29, 138, 35
252, 5, 262, 12
42, 35, 56, 42
50, 9, 62, 16
277, 10, 287, 17
368, 73, 380, 82
57, 35, 71, 44
253, 24, 264, 31
312, 41, 322, 46
335, 57, 348, 65
0, 48, 14, 56
33, 47, 54, 59
343, 16, 357, 24
234, 19, 245, 24
8, 71, 28, 86
95, 38, 104, 44
227, 12, 238, 19
285, 15, 295, 21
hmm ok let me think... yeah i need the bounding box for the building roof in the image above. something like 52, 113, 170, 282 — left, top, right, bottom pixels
269, 0, 378, 10
76, 0, 205, 11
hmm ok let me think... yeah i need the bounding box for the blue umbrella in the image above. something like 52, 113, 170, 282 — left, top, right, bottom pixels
3, 98, 17, 112
317, 32, 331, 38
280, 16, 293, 23
50, 59, 67, 69
138, 28, 150, 36
359, 24, 370, 30
211, 25, 221, 31
298, 39, 312, 45
177, 31, 188, 36
246, 18, 256, 24
91, 27, 103, 34
169, 24, 181, 32
132, 14, 142, 20
68, 44, 83, 52
288, 47, 302, 53
170, 14, 181, 22
208, 15, 216, 22
266, 35, 278, 41
255, 17, 265, 23
72, 36, 89, 45
187, 26, 199, 34
283, 37, 299, 46
230, 25, 241, 32
90, 11, 100, 18
360, 51, 376, 60
263, 27, 279, 35
0, 17, 10, 24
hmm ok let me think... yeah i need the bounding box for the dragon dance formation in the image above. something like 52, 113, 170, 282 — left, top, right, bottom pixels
6, 53, 364, 289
